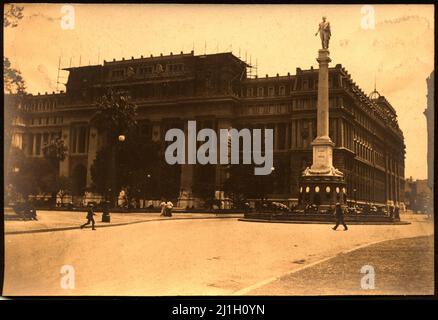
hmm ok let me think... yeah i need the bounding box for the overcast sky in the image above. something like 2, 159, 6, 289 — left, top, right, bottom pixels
4, 4, 434, 179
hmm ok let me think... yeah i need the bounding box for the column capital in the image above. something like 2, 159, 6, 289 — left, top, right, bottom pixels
317, 49, 331, 64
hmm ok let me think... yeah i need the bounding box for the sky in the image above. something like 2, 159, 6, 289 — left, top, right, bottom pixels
4, 4, 434, 179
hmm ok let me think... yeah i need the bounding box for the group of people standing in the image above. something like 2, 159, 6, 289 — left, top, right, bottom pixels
160, 200, 174, 217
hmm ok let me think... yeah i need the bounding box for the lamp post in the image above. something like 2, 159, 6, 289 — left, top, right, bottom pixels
353, 188, 357, 209
102, 133, 126, 223
116, 134, 126, 207
145, 172, 151, 208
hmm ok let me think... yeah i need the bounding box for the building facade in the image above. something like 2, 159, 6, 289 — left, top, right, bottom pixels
424, 71, 434, 190
404, 177, 433, 213
9, 51, 405, 207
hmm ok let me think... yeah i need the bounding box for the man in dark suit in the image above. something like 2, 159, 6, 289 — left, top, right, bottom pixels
81, 205, 97, 230
333, 202, 348, 231
28, 201, 38, 220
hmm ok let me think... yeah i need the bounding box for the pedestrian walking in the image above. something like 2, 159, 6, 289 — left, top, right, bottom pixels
332, 203, 348, 231
81, 205, 97, 230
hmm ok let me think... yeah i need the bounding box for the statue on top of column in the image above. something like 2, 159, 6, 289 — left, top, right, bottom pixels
315, 16, 331, 49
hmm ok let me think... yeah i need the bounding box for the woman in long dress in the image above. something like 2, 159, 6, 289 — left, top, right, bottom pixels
160, 200, 166, 216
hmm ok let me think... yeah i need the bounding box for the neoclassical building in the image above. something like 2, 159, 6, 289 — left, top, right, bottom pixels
8, 51, 405, 207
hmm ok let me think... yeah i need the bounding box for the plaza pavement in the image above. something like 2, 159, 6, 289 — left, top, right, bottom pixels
2, 210, 434, 296
4, 209, 242, 234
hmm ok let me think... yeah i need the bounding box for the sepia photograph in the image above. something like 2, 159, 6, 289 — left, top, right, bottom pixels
2, 3, 435, 299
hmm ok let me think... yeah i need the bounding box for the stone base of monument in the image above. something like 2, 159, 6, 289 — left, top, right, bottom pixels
176, 196, 201, 210
240, 213, 408, 225
297, 174, 347, 210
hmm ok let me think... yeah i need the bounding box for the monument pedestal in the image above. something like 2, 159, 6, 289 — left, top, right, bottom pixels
177, 190, 202, 209
298, 175, 347, 211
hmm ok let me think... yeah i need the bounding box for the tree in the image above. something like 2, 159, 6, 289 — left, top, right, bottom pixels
4, 58, 26, 94
4, 4, 24, 28
90, 90, 138, 201
91, 89, 138, 142
4, 4, 26, 95
90, 130, 162, 200
42, 138, 68, 168
41, 138, 69, 201
7, 146, 51, 199
4, 5, 26, 191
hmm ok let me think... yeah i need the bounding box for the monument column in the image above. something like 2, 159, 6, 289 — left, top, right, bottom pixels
308, 49, 337, 174
298, 45, 346, 209
316, 50, 330, 139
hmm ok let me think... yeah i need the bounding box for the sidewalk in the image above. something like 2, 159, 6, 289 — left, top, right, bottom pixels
4, 210, 243, 235
245, 235, 434, 295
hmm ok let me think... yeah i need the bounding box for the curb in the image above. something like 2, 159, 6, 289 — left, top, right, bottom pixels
5, 215, 243, 235
238, 218, 411, 225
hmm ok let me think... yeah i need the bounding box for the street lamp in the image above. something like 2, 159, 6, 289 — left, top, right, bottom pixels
353, 188, 357, 209
102, 133, 126, 223
145, 173, 152, 208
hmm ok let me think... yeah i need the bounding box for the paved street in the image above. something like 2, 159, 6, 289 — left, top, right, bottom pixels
3, 211, 434, 296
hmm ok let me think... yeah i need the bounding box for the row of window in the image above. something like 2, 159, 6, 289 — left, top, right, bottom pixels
247, 104, 290, 115
24, 100, 57, 112
27, 131, 62, 156
245, 85, 286, 97
70, 126, 88, 154
30, 116, 64, 126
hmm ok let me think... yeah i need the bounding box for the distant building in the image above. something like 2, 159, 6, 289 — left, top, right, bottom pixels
424, 71, 434, 190
405, 177, 433, 213
7, 51, 405, 207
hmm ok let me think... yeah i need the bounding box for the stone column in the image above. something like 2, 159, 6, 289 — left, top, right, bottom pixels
32, 134, 37, 156
177, 121, 197, 209
308, 49, 338, 175
86, 126, 98, 187
214, 119, 232, 209
316, 49, 331, 139
59, 127, 70, 178
274, 123, 279, 150
285, 122, 290, 149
